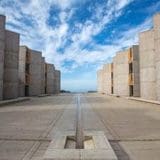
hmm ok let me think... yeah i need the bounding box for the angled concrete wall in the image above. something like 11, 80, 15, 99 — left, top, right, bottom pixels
132, 45, 140, 97
0, 15, 5, 100
103, 64, 112, 94
41, 57, 45, 94
45, 63, 55, 94
3, 30, 19, 100
29, 50, 42, 96
54, 70, 61, 94
18, 46, 27, 97
113, 50, 129, 96
154, 13, 160, 101
139, 30, 156, 100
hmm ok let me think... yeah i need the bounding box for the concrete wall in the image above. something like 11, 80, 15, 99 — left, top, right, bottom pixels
54, 70, 61, 94
103, 64, 112, 94
154, 13, 160, 101
132, 45, 140, 97
113, 50, 129, 96
45, 63, 55, 94
29, 50, 42, 96
97, 69, 104, 93
3, 30, 19, 100
41, 57, 45, 94
0, 15, 5, 100
18, 46, 27, 97
139, 30, 156, 100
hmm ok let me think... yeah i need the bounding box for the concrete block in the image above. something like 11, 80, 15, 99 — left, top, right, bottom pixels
45, 63, 55, 94
140, 68, 156, 82
3, 30, 19, 100
140, 50, 155, 68
43, 131, 117, 160
29, 50, 42, 96
140, 82, 156, 100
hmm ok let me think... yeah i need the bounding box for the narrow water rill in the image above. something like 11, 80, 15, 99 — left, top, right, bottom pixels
43, 95, 118, 160
75, 95, 84, 149
65, 95, 95, 149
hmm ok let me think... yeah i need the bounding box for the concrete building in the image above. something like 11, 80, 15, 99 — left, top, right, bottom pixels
19, 46, 61, 96
113, 45, 140, 97
0, 15, 20, 100
19, 46, 45, 96
154, 13, 160, 101
54, 70, 61, 94
45, 63, 55, 94
41, 57, 45, 95
97, 45, 140, 97
139, 30, 156, 100
103, 63, 113, 94
0, 16, 5, 100
113, 50, 129, 96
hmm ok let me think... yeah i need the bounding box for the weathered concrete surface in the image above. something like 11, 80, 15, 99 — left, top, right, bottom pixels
29, 50, 43, 96
18, 46, 27, 97
103, 64, 112, 95
0, 97, 29, 106
0, 15, 5, 100
43, 131, 117, 160
3, 30, 20, 100
1, 94, 160, 159
139, 30, 156, 100
154, 13, 160, 101
54, 70, 61, 94
132, 45, 140, 97
113, 50, 129, 96
45, 63, 55, 94
41, 57, 45, 95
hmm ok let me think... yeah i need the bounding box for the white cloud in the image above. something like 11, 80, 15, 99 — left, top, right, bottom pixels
0, 0, 152, 74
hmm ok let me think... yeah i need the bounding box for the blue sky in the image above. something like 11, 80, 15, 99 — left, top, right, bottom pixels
1, 0, 160, 92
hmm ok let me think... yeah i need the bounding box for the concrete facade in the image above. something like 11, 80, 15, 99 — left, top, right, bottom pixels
28, 50, 42, 96
0, 15, 5, 100
103, 63, 113, 94
139, 30, 156, 100
154, 13, 160, 101
113, 50, 129, 96
45, 63, 55, 94
0, 15, 20, 100
54, 70, 61, 94
19, 46, 45, 97
97, 45, 140, 97
41, 57, 45, 95
19, 46, 61, 97
130, 45, 140, 97
113, 45, 140, 97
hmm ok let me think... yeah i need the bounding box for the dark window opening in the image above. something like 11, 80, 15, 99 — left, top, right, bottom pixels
129, 63, 133, 74
25, 85, 29, 96
25, 64, 30, 74
111, 87, 114, 94
129, 85, 134, 96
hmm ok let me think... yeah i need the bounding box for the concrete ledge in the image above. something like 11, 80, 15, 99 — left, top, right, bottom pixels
108, 94, 120, 97
38, 94, 51, 97
0, 97, 30, 106
43, 131, 117, 160
127, 97, 160, 105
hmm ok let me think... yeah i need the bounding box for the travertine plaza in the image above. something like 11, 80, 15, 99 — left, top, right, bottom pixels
0, 15, 61, 101
97, 13, 160, 101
